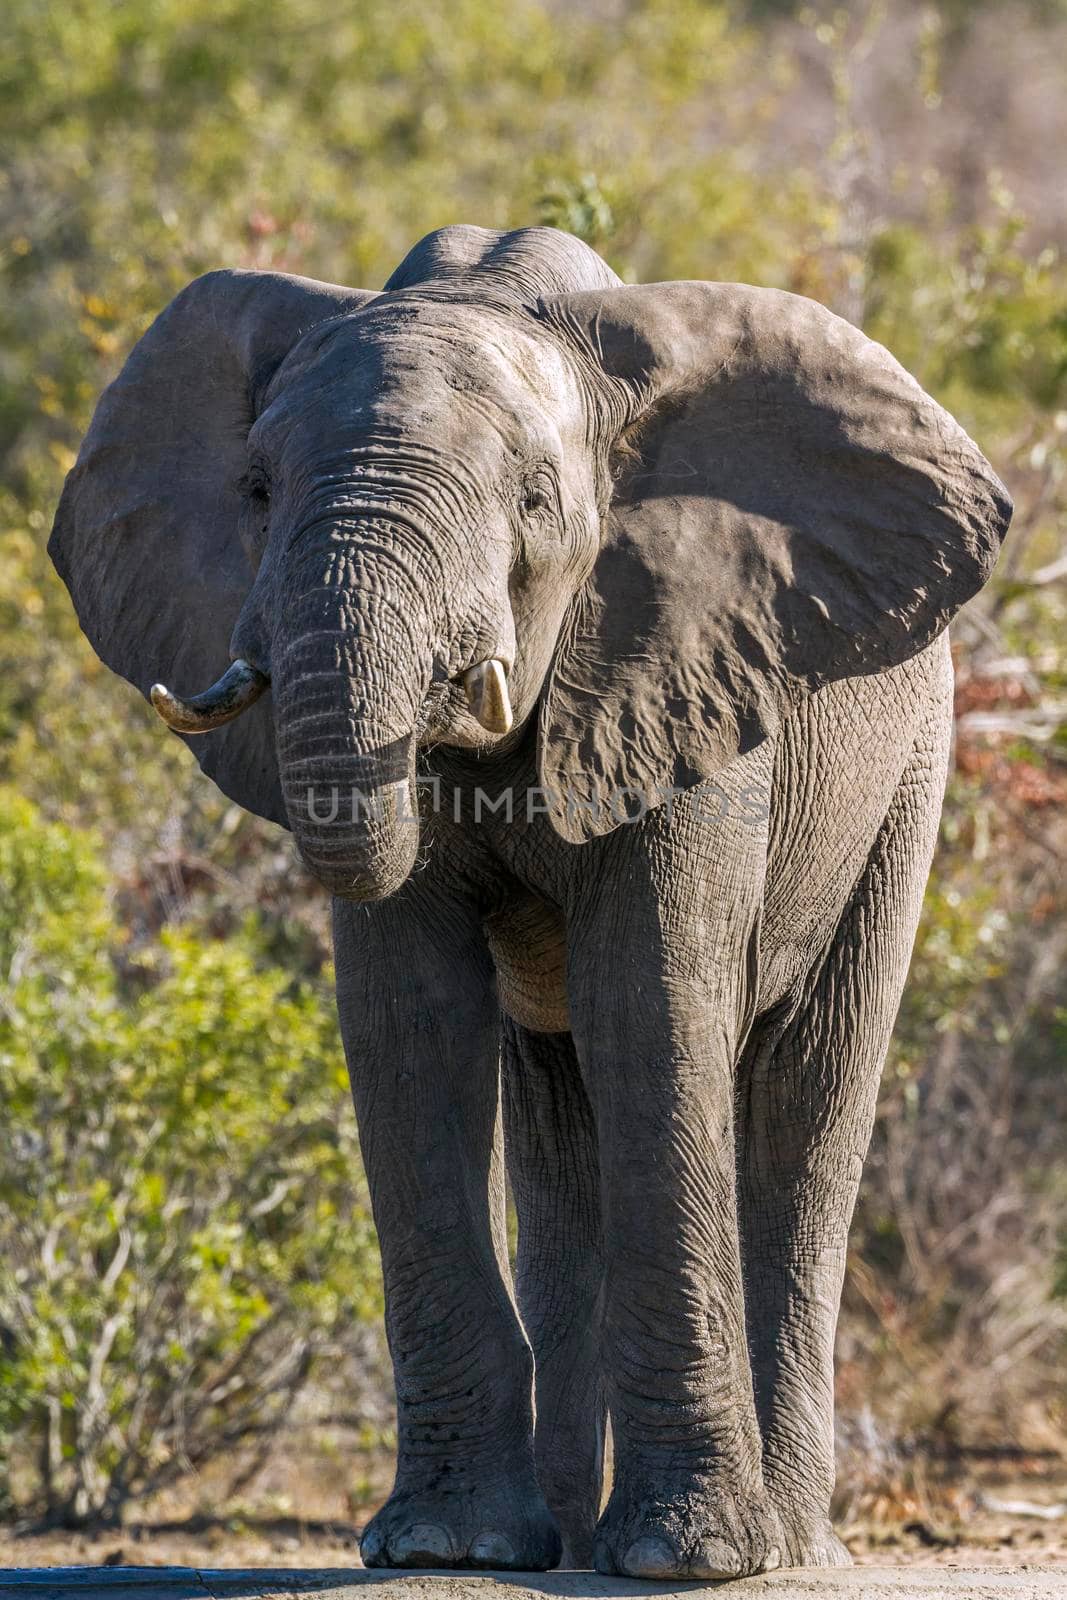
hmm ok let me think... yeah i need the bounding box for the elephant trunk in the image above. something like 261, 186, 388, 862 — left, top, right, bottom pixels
270, 543, 436, 903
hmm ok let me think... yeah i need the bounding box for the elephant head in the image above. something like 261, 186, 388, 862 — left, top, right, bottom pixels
50, 225, 1011, 899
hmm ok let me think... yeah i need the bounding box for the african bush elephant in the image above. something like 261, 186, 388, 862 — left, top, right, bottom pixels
50, 226, 1010, 1579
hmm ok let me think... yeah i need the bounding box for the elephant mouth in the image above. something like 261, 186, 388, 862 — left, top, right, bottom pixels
414, 657, 516, 748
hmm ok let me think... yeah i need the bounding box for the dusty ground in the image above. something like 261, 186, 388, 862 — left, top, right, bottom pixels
2, 1459, 1064, 1574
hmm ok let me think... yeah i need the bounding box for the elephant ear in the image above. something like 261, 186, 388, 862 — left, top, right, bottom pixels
49, 269, 375, 826
537, 281, 1012, 842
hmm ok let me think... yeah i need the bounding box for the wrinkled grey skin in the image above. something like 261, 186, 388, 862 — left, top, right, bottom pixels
51, 227, 1011, 1580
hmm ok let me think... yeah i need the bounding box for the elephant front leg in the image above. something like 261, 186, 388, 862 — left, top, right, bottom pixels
333, 885, 560, 1572
567, 810, 781, 1581
739, 750, 944, 1568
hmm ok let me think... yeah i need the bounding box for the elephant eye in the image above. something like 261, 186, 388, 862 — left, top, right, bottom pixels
239, 468, 271, 508
237, 470, 272, 567
522, 487, 551, 516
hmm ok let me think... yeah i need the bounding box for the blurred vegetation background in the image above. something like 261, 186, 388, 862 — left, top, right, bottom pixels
1, 0, 1065, 1556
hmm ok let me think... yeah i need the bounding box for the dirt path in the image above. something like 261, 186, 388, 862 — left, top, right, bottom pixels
2, 1512, 1065, 1576
3, 1462, 1063, 1577
1, 1561, 1067, 1598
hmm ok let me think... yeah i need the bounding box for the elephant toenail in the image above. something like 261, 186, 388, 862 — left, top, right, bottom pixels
761, 1545, 782, 1572
688, 1538, 745, 1579
391, 1522, 456, 1564
622, 1536, 681, 1578
468, 1532, 517, 1567
592, 1536, 618, 1576
359, 1522, 387, 1567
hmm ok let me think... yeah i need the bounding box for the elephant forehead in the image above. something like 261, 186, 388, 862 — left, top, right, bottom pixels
267, 300, 585, 432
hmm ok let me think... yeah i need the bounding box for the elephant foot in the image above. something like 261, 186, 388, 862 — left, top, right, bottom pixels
773, 1509, 852, 1568
360, 1470, 562, 1571
593, 1470, 781, 1581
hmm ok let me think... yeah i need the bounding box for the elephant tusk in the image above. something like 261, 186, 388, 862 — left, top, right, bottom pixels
150, 658, 268, 734
462, 658, 513, 735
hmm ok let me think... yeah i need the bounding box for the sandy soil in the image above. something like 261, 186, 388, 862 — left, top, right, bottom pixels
2, 1505, 1064, 1573
2, 1456, 1063, 1575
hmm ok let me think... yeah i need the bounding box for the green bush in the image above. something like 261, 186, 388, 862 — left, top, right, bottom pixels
0, 788, 380, 1527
